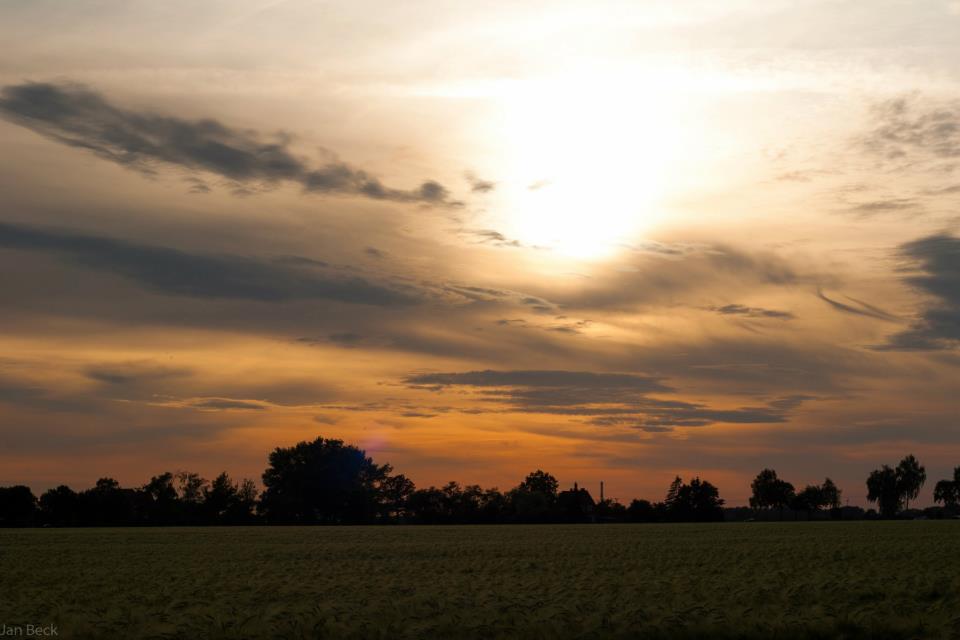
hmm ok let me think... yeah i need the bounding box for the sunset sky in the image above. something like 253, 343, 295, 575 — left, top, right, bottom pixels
2, 0, 959, 506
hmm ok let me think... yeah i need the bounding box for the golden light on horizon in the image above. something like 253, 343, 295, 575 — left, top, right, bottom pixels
2, 0, 959, 511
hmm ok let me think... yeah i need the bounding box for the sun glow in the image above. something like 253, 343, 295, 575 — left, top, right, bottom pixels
494, 73, 682, 259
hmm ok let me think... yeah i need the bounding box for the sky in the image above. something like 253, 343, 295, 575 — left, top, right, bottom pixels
1, 0, 959, 506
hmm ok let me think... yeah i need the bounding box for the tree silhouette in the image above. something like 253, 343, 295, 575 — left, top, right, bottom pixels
80, 478, 139, 525
143, 472, 179, 524
259, 437, 394, 524
664, 476, 682, 508
595, 498, 628, 522
895, 455, 926, 511
749, 469, 795, 513
933, 466, 960, 509
0, 437, 931, 528
820, 478, 842, 510
0, 485, 37, 526
791, 485, 823, 514
669, 477, 725, 522
866, 465, 901, 517
380, 473, 415, 521
558, 485, 595, 523
626, 499, 656, 523
786, 478, 842, 517
518, 470, 559, 497
510, 470, 560, 522
202, 472, 258, 524
479, 488, 508, 523
866, 455, 927, 518
39, 485, 80, 526
406, 486, 446, 524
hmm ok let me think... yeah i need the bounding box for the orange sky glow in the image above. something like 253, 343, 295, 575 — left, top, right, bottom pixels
2, 0, 960, 506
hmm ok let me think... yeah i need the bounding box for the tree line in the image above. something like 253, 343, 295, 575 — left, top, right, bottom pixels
1, 437, 958, 526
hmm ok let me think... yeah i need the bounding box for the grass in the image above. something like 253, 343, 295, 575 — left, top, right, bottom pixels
1, 522, 959, 639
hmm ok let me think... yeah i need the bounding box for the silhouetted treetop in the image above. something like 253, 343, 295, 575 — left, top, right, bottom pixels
259, 436, 395, 524
749, 469, 795, 510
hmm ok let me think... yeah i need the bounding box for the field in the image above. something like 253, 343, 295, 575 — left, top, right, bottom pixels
2, 522, 959, 639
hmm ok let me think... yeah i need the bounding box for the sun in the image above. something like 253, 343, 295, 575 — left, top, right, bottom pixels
492, 73, 679, 259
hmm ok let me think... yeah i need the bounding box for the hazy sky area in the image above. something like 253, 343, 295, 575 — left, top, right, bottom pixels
2, 0, 959, 505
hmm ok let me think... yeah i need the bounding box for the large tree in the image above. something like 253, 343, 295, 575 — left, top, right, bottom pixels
749, 469, 795, 511
933, 466, 960, 509
791, 478, 842, 515
867, 455, 927, 517
509, 470, 560, 522
142, 472, 179, 524
670, 477, 725, 522
866, 465, 901, 517
517, 470, 559, 498
895, 454, 926, 511
39, 485, 80, 526
79, 478, 140, 526
0, 485, 37, 526
259, 437, 394, 524
379, 473, 415, 522
820, 478, 842, 510
203, 472, 259, 524
659, 476, 725, 522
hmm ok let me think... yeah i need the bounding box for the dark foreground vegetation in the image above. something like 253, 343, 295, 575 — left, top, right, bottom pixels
1, 437, 959, 526
1, 522, 958, 639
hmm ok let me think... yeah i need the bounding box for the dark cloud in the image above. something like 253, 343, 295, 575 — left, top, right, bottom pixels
863, 97, 960, 161
84, 362, 190, 386
924, 185, 960, 196
403, 369, 808, 428
0, 221, 418, 305
712, 304, 794, 320
183, 177, 211, 194
817, 289, 899, 322
878, 233, 960, 350
405, 369, 670, 392
464, 172, 495, 193
365, 246, 386, 259
463, 229, 522, 248
188, 398, 267, 411
0, 378, 79, 412
272, 255, 329, 268
328, 332, 364, 346
296, 333, 365, 348
623, 241, 703, 256
845, 198, 921, 216
495, 316, 589, 335
440, 283, 515, 303
0, 82, 453, 204
557, 245, 798, 312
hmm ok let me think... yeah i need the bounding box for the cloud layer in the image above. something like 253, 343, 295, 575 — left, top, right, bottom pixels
881, 233, 960, 350
404, 369, 808, 431
0, 221, 418, 305
0, 82, 453, 204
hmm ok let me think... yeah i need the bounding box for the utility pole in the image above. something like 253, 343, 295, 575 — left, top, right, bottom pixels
600, 481, 604, 503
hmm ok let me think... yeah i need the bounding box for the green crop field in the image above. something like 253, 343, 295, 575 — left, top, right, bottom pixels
2, 522, 958, 639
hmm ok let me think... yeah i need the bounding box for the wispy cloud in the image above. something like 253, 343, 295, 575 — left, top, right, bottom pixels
403, 369, 809, 429
0, 221, 420, 305
710, 304, 795, 320
817, 289, 900, 321
862, 96, 960, 161
0, 82, 455, 204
